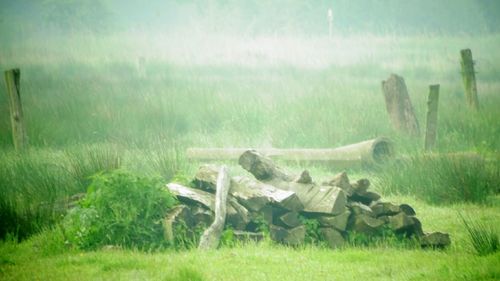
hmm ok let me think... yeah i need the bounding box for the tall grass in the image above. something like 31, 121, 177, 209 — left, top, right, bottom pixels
377, 153, 499, 205
1, 32, 499, 240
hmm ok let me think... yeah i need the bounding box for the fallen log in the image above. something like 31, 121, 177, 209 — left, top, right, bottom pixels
187, 137, 394, 168
199, 166, 230, 250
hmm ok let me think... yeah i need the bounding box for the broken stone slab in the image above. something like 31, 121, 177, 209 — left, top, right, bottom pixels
233, 231, 265, 243
324, 171, 355, 197
163, 205, 195, 243
371, 202, 401, 217
320, 227, 345, 249
389, 212, 415, 233
349, 202, 374, 216
231, 176, 304, 212
349, 214, 385, 235
294, 170, 313, 184
282, 183, 347, 215
227, 199, 250, 230
270, 225, 306, 246
275, 212, 302, 229
317, 210, 351, 232
420, 232, 451, 248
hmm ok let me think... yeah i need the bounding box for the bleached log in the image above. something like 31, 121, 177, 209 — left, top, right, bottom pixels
188, 138, 394, 168
199, 166, 230, 250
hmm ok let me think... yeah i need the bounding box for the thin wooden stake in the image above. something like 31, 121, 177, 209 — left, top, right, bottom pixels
198, 166, 230, 250
425, 84, 440, 151
4, 68, 27, 150
460, 49, 479, 110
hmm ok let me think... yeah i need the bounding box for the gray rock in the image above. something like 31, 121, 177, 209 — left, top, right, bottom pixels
317, 210, 351, 231
420, 232, 451, 248
320, 227, 345, 249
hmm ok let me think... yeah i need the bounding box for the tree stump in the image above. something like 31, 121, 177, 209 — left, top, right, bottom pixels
382, 74, 420, 136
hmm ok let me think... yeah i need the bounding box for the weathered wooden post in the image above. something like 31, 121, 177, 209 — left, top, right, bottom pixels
4, 68, 27, 150
460, 49, 479, 110
424, 85, 440, 151
381, 74, 420, 136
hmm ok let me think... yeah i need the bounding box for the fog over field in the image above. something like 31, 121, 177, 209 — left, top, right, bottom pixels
0, 1, 499, 281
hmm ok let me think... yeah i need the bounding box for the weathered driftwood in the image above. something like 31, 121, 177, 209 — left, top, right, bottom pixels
167, 183, 214, 209
165, 182, 249, 230
239, 150, 293, 181
382, 74, 420, 136
239, 150, 347, 215
187, 137, 394, 168
192, 164, 303, 212
425, 84, 440, 151
4, 68, 27, 151
460, 49, 479, 110
199, 166, 230, 250
231, 176, 304, 212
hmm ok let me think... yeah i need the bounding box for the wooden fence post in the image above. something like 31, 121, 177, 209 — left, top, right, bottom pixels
424, 84, 440, 151
460, 49, 479, 110
381, 74, 420, 136
4, 68, 27, 151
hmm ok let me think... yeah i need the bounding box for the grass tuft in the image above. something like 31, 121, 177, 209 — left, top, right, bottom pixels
459, 213, 499, 256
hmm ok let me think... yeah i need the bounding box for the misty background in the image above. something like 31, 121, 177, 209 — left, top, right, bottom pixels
1, 0, 500, 39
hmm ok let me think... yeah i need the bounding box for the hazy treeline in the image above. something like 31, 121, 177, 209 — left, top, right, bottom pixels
1, 0, 499, 38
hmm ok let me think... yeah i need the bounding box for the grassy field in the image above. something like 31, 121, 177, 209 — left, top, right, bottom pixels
1, 32, 499, 280
1, 195, 499, 280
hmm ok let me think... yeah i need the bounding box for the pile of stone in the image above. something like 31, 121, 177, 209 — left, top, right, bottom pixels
164, 150, 450, 248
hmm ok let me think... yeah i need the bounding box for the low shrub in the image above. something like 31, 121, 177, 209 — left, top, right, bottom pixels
62, 169, 177, 250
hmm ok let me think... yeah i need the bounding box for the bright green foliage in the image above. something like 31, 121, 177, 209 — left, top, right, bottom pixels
299, 216, 324, 245
62, 170, 177, 250
460, 213, 499, 256
347, 226, 419, 249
